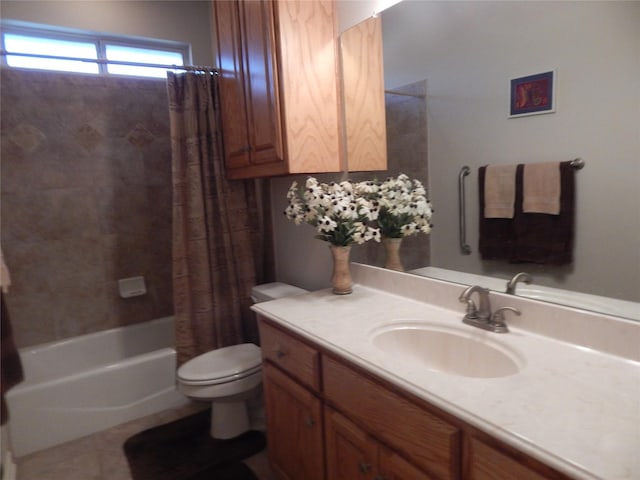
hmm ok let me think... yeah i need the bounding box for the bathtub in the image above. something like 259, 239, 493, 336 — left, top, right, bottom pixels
6, 316, 190, 457
410, 266, 640, 321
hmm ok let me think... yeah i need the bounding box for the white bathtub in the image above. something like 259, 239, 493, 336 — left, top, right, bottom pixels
6, 316, 189, 457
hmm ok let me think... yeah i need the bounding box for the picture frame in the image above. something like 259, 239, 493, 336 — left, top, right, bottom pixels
509, 70, 556, 118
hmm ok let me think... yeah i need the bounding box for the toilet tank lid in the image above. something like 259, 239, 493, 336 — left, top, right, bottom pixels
251, 282, 308, 303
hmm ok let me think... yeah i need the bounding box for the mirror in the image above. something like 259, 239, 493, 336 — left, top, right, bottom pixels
346, 0, 640, 321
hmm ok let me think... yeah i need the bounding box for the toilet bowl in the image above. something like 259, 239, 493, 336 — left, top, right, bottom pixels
176, 282, 308, 439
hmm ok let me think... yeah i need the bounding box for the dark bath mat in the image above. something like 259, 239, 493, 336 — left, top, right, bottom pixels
123, 410, 265, 480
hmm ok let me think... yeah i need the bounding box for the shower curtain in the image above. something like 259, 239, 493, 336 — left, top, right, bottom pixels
167, 71, 268, 365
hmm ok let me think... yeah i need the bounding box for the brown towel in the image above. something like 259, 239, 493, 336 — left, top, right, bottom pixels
523, 162, 561, 214
484, 164, 518, 218
1, 292, 24, 425
479, 162, 575, 264
478, 165, 516, 260
513, 161, 575, 264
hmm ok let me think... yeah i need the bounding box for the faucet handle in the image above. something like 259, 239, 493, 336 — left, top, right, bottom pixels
491, 307, 521, 333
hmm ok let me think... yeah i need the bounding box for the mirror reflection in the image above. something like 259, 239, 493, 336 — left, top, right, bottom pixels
349, 0, 640, 321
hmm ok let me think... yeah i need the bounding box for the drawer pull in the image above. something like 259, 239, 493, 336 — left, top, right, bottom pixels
359, 462, 372, 473
304, 416, 315, 427
275, 346, 287, 359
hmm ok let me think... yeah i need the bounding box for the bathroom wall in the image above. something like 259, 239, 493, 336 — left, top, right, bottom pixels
0, 1, 215, 347
1, 69, 173, 347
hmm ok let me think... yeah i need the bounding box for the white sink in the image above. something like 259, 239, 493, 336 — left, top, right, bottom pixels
370, 322, 523, 378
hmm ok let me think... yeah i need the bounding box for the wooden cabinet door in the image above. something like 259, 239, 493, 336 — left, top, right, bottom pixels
214, 0, 284, 176
325, 407, 378, 480
263, 362, 324, 480
213, 0, 251, 169
379, 446, 436, 480
340, 15, 387, 172
467, 437, 551, 480
239, 0, 284, 167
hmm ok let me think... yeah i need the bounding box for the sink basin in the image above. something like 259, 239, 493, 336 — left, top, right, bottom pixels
370, 322, 523, 378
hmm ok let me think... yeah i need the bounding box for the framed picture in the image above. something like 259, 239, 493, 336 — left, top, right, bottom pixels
509, 70, 555, 118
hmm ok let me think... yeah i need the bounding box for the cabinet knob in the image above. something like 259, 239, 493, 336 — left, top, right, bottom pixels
275, 346, 287, 359
359, 462, 372, 474
304, 416, 315, 427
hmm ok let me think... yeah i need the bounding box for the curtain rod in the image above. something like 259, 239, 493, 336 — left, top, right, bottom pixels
0, 50, 217, 73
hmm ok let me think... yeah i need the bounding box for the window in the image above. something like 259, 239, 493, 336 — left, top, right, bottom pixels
1, 22, 190, 78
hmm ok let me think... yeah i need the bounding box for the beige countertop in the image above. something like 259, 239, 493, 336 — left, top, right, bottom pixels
252, 265, 640, 480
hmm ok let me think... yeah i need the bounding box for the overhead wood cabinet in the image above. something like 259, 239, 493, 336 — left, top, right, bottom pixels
213, 0, 343, 179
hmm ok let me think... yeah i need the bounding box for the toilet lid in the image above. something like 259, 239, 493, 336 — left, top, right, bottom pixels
177, 343, 262, 384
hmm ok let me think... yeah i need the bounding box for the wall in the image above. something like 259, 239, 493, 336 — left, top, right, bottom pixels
0, 2, 215, 346
381, 1, 639, 301
0, 0, 214, 65
1, 70, 173, 347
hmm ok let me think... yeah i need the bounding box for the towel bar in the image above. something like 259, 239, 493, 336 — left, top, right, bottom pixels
458, 165, 472, 255
570, 157, 584, 169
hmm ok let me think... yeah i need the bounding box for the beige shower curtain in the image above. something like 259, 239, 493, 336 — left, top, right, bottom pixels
167, 71, 269, 365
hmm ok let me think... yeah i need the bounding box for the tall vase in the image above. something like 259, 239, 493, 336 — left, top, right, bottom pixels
383, 237, 404, 272
329, 245, 353, 295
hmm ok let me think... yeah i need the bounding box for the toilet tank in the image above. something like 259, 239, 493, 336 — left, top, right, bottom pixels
251, 282, 308, 303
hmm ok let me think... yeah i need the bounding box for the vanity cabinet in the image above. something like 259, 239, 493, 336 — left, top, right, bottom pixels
213, 0, 342, 179
259, 321, 324, 480
258, 316, 573, 480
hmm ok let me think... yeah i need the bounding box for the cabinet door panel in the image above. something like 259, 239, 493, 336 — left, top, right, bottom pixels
468, 437, 550, 480
379, 446, 436, 480
263, 362, 324, 480
325, 407, 378, 480
214, 0, 251, 169
240, 0, 284, 165
324, 356, 460, 480
340, 15, 387, 172
276, 0, 341, 173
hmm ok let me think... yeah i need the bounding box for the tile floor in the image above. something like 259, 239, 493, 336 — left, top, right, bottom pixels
14, 403, 277, 480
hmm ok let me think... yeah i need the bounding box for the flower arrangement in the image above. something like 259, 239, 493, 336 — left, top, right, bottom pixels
375, 174, 433, 238
284, 177, 381, 247
284, 174, 433, 246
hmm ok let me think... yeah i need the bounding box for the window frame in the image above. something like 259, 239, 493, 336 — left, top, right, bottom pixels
0, 20, 192, 78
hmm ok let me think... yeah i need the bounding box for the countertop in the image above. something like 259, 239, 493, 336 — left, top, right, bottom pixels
252, 273, 640, 480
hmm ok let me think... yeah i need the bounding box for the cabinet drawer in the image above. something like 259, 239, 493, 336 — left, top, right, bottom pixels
324, 356, 460, 480
467, 437, 561, 480
259, 320, 321, 392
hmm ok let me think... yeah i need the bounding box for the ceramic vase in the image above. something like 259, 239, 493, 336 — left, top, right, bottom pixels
329, 245, 353, 295
383, 237, 404, 272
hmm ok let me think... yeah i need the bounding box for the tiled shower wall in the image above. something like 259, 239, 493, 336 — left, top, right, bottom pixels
1, 69, 173, 348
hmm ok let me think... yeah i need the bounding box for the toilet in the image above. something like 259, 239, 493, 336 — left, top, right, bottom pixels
176, 282, 308, 439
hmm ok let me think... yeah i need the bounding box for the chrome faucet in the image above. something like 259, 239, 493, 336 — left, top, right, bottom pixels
459, 285, 521, 333
506, 272, 532, 294
458, 285, 492, 322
